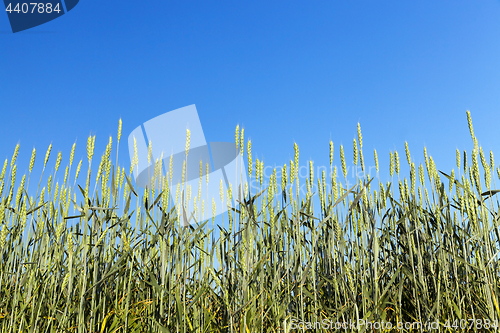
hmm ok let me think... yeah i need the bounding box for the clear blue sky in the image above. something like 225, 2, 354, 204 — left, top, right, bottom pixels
1, 0, 500, 189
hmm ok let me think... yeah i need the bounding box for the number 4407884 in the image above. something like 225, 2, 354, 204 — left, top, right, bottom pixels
5, 3, 61, 14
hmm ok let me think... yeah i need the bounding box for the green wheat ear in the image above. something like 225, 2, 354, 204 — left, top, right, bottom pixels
389, 152, 394, 178
44, 143, 52, 169
29, 148, 36, 174
374, 149, 379, 174
340, 144, 346, 179
467, 110, 474, 139
329, 141, 334, 166
353, 138, 358, 166
405, 141, 411, 165
456, 149, 460, 170
247, 140, 252, 179
394, 150, 400, 177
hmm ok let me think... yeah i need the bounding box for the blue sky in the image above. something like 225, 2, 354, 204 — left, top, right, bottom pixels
1, 0, 500, 191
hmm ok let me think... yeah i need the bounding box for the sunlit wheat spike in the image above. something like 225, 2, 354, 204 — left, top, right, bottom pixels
10, 143, 19, 169
255, 158, 260, 183
405, 141, 411, 165
15, 174, 25, 209
240, 128, 244, 155
74, 159, 82, 183
449, 169, 455, 193
181, 160, 186, 185
294, 143, 299, 173
55, 152, 62, 173
289, 160, 295, 186
418, 163, 424, 186
147, 140, 153, 165
410, 163, 415, 196
44, 143, 52, 169
490, 150, 494, 171
466, 110, 474, 139
247, 140, 252, 179
353, 138, 358, 166
0, 159, 7, 181
69, 142, 76, 167
117, 118, 122, 144
185, 129, 191, 157
26, 148, 36, 176
235, 125, 240, 151
340, 144, 346, 178
212, 198, 216, 219
329, 141, 334, 166
281, 163, 287, 191
389, 152, 394, 178
463, 150, 467, 174
357, 122, 363, 148
480, 146, 488, 171
394, 150, 400, 176
309, 160, 314, 189
260, 160, 264, 186
87, 135, 94, 163
373, 149, 379, 174
0, 224, 6, 250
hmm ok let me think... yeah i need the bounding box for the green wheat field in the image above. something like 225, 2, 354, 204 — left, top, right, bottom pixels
0, 111, 499, 332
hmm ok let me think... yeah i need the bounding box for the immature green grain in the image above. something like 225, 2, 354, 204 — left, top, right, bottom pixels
490, 150, 495, 172
75, 160, 82, 183
185, 129, 191, 157
290, 160, 295, 186
15, 175, 26, 208
235, 125, 240, 152
467, 110, 474, 139
0, 159, 7, 181
11, 143, 19, 169
86, 136, 94, 164
332, 166, 338, 202
394, 151, 400, 176
374, 149, 379, 174
0, 223, 6, 250
69, 142, 76, 167
240, 128, 244, 155
472, 149, 481, 194
405, 141, 411, 165
29, 148, 36, 174
456, 149, 460, 170
44, 144, 52, 169
340, 145, 346, 179
410, 163, 415, 196
309, 161, 314, 189
480, 147, 488, 172
260, 160, 264, 186
389, 152, 394, 178
353, 139, 358, 166
419, 164, 424, 186
117, 118, 122, 144
212, 198, 216, 220
182, 160, 186, 185
247, 140, 252, 179
54, 152, 62, 173
330, 141, 334, 166
282, 164, 287, 192
463, 150, 467, 174
147, 140, 153, 165
255, 158, 260, 184
449, 169, 455, 193
63, 166, 69, 186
